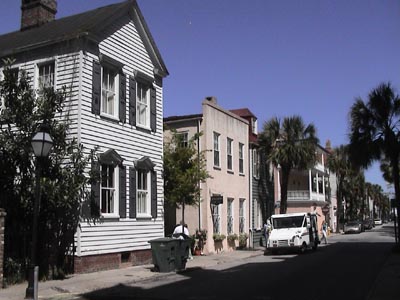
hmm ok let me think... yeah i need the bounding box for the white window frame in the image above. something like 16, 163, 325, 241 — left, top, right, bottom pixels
101, 65, 119, 119
213, 132, 220, 168
255, 199, 262, 230
137, 169, 151, 218
0, 69, 4, 115
227, 137, 233, 171
239, 199, 245, 234
252, 149, 260, 179
239, 143, 244, 174
136, 81, 150, 128
227, 198, 234, 234
251, 118, 258, 135
35, 60, 56, 92
100, 164, 119, 217
177, 132, 189, 148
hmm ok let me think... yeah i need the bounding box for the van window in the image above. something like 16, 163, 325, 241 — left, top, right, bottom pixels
272, 216, 305, 229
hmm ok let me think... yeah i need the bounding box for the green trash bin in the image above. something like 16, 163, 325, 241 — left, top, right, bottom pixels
174, 238, 192, 271
148, 237, 177, 272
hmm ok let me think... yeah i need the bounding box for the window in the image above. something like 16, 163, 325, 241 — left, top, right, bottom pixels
211, 203, 221, 233
0, 67, 19, 115
252, 149, 260, 178
255, 199, 262, 229
227, 138, 233, 171
213, 132, 220, 167
227, 198, 234, 234
101, 66, 119, 117
239, 143, 244, 174
101, 164, 119, 215
239, 199, 245, 233
137, 169, 151, 217
136, 81, 150, 127
38, 62, 55, 90
177, 132, 189, 148
251, 118, 258, 135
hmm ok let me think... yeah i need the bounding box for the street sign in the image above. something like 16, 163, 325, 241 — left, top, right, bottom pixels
322, 205, 330, 215
211, 195, 223, 205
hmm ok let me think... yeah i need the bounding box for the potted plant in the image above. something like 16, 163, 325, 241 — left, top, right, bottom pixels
238, 233, 248, 249
194, 229, 207, 255
227, 233, 238, 243
212, 233, 226, 242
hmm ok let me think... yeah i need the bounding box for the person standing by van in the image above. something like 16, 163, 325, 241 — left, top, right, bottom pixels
321, 221, 328, 244
263, 219, 272, 248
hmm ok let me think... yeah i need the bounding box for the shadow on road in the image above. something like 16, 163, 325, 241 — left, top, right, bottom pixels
81, 237, 395, 300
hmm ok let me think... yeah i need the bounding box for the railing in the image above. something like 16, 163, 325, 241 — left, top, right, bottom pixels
287, 190, 325, 202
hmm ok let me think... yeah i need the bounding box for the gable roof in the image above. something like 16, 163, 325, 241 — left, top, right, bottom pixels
0, 0, 168, 77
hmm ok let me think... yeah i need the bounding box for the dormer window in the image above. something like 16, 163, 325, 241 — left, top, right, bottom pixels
101, 66, 119, 117
251, 118, 258, 135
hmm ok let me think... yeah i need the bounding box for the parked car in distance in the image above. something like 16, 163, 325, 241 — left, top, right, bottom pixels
363, 219, 374, 230
344, 221, 362, 234
374, 219, 383, 225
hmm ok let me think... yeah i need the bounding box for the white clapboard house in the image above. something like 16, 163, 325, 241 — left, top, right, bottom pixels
0, 0, 168, 273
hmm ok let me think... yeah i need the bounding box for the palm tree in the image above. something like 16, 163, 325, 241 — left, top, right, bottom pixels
327, 145, 350, 232
349, 82, 400, 242
259, 115, 319, 214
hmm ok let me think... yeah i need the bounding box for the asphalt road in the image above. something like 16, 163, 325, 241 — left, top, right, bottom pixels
82, 224, 395, 300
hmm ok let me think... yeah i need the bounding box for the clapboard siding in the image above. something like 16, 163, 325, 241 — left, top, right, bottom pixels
75, 17, 164, 256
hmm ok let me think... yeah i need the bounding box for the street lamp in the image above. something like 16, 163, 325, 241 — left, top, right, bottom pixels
26, 126, 53, 300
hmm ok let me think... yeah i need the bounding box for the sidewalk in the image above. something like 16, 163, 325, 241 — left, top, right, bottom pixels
0, 249, 264, 300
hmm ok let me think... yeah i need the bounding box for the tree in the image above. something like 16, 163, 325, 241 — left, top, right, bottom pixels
259, 115, 319, 214
327, 145, 350, 232
0, 62, 97, 281
163, 130, 209, 230
349, 82, 400, 242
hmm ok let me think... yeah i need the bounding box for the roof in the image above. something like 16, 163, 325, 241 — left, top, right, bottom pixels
0, 0, 168, 77
164, 114, 203, 123
229, 108, 256, 119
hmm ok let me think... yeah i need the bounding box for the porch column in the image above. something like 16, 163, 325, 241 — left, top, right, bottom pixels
309, 170, 312, 200
316, 173, 319, 195
322, 175, 326, 198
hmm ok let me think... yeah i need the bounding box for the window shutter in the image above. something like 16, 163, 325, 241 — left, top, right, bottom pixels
119, 166, 126, 218
119, 74, 126, 123
92, 61, 101, 115
129, 167, 137, 218
150, 87, 156, 132
91, 160, 100, 216
129, 77, 136, 126
151, 170, 157, 218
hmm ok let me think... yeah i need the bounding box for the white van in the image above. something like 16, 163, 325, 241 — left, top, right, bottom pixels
267, 212, 320, 254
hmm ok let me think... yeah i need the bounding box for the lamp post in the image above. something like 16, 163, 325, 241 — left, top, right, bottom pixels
26, 127, 53, 300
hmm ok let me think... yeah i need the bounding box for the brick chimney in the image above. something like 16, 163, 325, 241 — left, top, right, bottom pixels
21, 0, 57, 31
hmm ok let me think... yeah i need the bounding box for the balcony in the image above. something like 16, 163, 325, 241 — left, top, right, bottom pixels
287, 190, 326, 202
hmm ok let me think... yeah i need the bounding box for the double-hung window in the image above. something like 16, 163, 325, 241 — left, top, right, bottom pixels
227, 138, 233, 171
213, 132, 220, 168
239, 199, 245, 233
227, 198, 234, 234
38, 62, 55, 90
239, 143, 244, 174
252, 149, 260, 179
177, 132, 189, 148
101, 164, 119, 215
101, 66, 119, 117
211, 203, 221, 233
137, 169, 151, 217
136, 81, 150, 127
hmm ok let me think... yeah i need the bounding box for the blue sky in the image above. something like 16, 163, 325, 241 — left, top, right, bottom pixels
1, 0, 399, 191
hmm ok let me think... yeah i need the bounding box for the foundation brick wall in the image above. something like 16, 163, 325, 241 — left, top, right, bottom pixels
74, 249, 152, 274
0, 209, 6, 288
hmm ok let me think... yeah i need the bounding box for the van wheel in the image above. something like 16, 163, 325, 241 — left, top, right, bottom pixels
299, 243, 307, 254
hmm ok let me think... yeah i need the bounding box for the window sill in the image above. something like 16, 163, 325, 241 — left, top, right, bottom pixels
100, 113, 120, 123
227, 170, 234, 175
136, 213, 152, 219
101, 213, 120, 220
239, 173, 245, 177
213, 166, 221, 171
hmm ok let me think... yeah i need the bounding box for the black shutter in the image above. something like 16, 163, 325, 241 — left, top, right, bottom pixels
119, 166, 126, 218
150, 87, 156, 132
92, 61, 101, 115
151, 170, 157, 218
129, 167, 137, 219
119, 74, 126, 123
91, 160, 101, 216
129, 77, 136, 126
